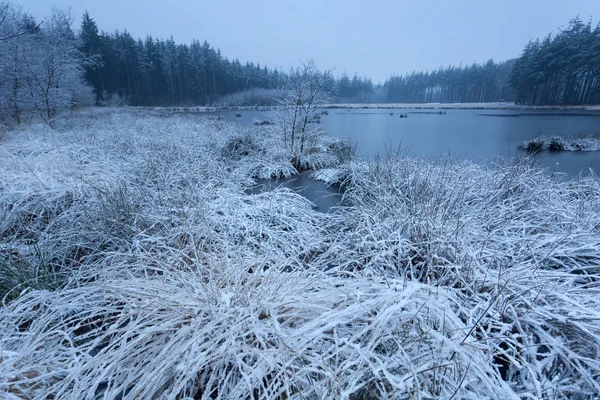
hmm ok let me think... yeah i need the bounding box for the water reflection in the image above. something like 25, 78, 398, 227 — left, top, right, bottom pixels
247, 172, 343, 213
319, 109, 600, 177
203, 108, 600, 178
201, 108, 600, 211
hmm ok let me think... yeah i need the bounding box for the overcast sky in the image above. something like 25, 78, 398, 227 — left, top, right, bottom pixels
15, 0, 600, 83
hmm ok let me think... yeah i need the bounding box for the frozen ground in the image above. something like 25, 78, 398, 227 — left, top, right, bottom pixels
1, 109, 600, 399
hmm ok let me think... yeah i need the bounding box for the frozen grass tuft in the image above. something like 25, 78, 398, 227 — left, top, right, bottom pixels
1, 109, 600, 399
1, 270, 519, 399
316, 155, 600, 398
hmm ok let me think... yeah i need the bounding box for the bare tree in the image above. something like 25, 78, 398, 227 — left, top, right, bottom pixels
275, 59, 331, 169
0, 4, 93, 126
0, 1, 42, 41
20, 7, 94, 125
0, 2, 35, 123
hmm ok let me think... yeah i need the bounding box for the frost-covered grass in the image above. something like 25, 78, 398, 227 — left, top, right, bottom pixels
1, 109, 600, 399
519, 134, 600, 152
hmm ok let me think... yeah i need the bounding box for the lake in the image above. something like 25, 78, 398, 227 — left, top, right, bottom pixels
208, 108, 600, 212
214, 108, 600, 178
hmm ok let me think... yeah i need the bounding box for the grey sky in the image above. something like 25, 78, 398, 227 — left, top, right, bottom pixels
16, 0, 600, 83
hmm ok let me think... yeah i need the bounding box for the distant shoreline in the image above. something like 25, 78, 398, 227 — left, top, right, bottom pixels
139, 102, 600, 113
322, 102, 600, 111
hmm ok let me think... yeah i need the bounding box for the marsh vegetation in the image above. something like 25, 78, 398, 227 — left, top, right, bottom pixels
1, 1, 600, 398
1, 108, 600, 399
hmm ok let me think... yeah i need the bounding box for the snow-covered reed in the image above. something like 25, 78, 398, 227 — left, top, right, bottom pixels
316, 156, 600, 398
1, 109, 599, 399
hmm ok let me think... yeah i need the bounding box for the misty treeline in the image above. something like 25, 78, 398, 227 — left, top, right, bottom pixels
0, 2, 94, 125
82, 11, 597, 107
79, 12, 382, 106
2, 2, 600, 124
384, 60, 515, 103
80, 12, 282, 106
510, 17, 600, 105
383, 17, 600, 105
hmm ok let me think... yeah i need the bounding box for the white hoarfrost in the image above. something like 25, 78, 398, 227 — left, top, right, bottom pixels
0, 108, 599, 399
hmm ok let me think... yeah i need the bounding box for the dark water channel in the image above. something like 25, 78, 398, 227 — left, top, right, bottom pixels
207, 108, 600, 212
246, 172, 344, 213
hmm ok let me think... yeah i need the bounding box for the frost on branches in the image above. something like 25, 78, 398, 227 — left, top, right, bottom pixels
0, 3, 94, 127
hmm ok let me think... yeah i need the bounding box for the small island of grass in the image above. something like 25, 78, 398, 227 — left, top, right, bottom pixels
519, 134, 600, 152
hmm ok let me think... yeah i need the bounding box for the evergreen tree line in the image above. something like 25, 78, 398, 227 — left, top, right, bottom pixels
80, 12, 286, 106
510, 17, 600, 105
384, 17, 600, 106
2, 1, 599, 118
334, 74, 383, 103
80, 11, 383, 106
77, 11, 600, 107
384, 60, 516, 103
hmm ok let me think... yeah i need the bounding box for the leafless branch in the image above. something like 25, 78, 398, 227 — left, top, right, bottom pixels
0, 20, 42, 41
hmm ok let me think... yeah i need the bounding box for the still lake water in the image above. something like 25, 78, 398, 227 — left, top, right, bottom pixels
210, 108, 600, 211
216, 108, 600, 177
